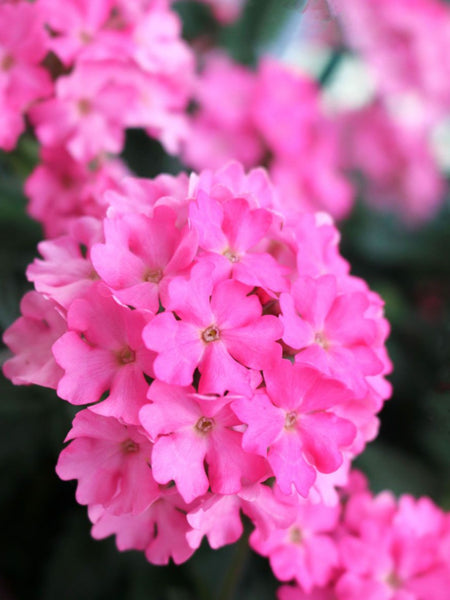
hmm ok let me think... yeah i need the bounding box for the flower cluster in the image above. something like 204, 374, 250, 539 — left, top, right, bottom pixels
0, 0, 194, 237
3, 161, 392, 565
182, 54, 353, 221
327, 0, 450, 223
277, 472, 450, 599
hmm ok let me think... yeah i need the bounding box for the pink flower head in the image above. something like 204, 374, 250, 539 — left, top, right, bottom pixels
2, 291, 65, 389
337, 488, 450, 600
53, 283, 155, 424
139, 380, 268, 503
91, 205, 198, 312
5, 161, 393, 569
337, 0, 450, 122
143, 262, 283, 394
232, 361, 356, 497
56, 409, 158, 515
341, 102, 445, 224
182, 53, 264, 170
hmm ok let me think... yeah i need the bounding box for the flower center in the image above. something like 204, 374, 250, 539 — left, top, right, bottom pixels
78, 98, 92, 115
1, 54, 14, 71
314, 331, 329, 350
195, 416, 215, 435
79, 31, 92, 44
223, 249, 240, 263
289, 526, 303, 545
117, 346, 136, 365
202, 325, 220, 343
385, 572, 403, 590
284, 411, 297, 430
144, 268, 163, 284
121, 438, 139, 453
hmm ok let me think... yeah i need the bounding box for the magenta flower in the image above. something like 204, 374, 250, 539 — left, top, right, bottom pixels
280, 275, 384, 397
232, 361, 356, 497
143, 262, 283, 393
89, 487, 195, 565
250, 493, 341, 592
139, 380, 268, 502
56, 409, 158, 515
2, 291, 65, 389
336, 490, 450, 600
53, 284, 154, 424
91, 205, 198, 312
189, 191, 288, 293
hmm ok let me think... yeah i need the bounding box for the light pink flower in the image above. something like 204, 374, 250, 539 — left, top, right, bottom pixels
187, 483, 298, 551
2, 291, 65, 389
143, 262, 282, 393
56, 409, 158, 515
53, 284, 155, 424
91, 205, 198, 312
27, 217, 102, 310
25, 146, 129, 238
337, 0, 450, 122
341, 102, 445, 224
139, 381, 268, 502
0, 2, 52, 149
89, 487, 195, 565
189, 192, 288, 293
29, 61, 137, 162
280, 275, 384, 398
232, 362, 356, 497
251, 492, 341, 592
336, 489, 450, 600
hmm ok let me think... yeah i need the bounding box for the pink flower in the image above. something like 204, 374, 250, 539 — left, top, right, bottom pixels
340, 102, 445, 224
25, 146, 129, 238
189, 192, 288, 293
37, 0, 116, 65
181, 53, 264, 170
91, 205, 198, 312
250, 492, 341, 592
89, 487, 195, 565
337, 0, 450, 122
0, 2, 52, 149
336, 489, 450, 600
232, 361, 356, 497
53, 284, 155, 424
187, 483, 297, 551
279, 275, 384, 397
139, 381, 268, 502
26, 218, 102, 310
29, 61, 137, 162
56, 409, 158, 515
143, 262, 283, 393
2, 291, 65, 389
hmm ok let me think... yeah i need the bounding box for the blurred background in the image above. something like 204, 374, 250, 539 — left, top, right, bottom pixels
1, 1, 449, 598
